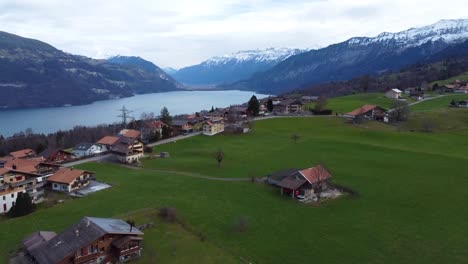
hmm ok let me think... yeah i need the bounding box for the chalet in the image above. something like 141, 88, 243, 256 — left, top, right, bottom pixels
273, 99, 303, 113
48, 168, 94, 193
96, 136, 120, 150
228, 106, 248, 117
225, 122, 250, 134
72, 143, 106, 158
9, 149, 37, 159
119, 129, 141, 140
410, 90, 425, 101
385, 88, 403, 99
3, 158, 60, 176
443, 84, 457, 92
172, 119, 193, 133
146, 120, 168, 134
41, 149, 75, 164
344, 105, 388, 122
111, 137, 145, 163
23, 216, 144, 264
455, 86, 468, 94
202, 120, 225, 136
0, 168, 47, 213
277, 165, 332, 198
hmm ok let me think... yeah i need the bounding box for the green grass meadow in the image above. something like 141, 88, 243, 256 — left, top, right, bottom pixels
1, 116, 468, 263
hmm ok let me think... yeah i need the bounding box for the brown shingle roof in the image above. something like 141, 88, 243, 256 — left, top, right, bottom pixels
97, 136, 120, 146
47, 168, 93, 184
277, 175, 307, 190
345, 105, 380, 117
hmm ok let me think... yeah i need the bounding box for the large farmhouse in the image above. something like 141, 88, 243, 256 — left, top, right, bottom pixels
22, 217, 144, 264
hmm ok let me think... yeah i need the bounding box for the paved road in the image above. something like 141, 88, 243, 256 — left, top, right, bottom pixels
387, 95, 445, 112
147, 132, 202, 147
62, 132, 203, 167
63, 153, 114, 167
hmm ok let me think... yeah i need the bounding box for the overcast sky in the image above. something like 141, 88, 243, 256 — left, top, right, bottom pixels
0, 0, 466, 68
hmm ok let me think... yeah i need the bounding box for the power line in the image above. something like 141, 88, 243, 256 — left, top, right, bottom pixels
117, 105, 135, 126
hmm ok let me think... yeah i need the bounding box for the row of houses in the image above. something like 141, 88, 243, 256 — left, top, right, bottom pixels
0, 149, 96, 214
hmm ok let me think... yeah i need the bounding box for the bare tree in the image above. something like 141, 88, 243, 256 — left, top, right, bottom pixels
421, 118, 435, 133
140, 112, 155, 121
313, 166, 331, 203
214, 148, 224, 168
389, 100, 410, 122
291, 134, 300, 144
314, 95, 328, 113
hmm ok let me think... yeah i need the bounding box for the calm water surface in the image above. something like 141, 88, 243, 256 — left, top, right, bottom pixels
0, 90, 268, 137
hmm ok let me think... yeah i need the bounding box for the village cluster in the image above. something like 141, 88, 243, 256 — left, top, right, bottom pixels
2, 85, 466, 264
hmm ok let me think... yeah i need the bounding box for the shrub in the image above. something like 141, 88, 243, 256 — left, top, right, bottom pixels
159, 207, 179, 223
232, 216, 250, 233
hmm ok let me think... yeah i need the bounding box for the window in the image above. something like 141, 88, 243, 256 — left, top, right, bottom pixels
2, 196, 5, 201
11, 193, 14, 198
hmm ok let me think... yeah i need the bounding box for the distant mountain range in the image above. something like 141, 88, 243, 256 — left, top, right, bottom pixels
171, 48, 306, 86
226, 19, 468, 94
0, 32, 182, 109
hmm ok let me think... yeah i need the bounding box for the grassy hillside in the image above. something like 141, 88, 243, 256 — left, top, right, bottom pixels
322, 93, 394, 113
411, 94, 468, 112
1, 117, 468, 263
430, 72, 468, 86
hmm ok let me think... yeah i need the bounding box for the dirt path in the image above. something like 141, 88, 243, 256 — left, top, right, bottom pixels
119, 164, 252, 182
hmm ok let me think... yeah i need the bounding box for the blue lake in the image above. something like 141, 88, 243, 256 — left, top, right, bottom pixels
0, 90, 268, 137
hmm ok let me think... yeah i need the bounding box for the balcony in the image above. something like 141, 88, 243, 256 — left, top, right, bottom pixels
118, 246, 141, 258
74, 251, 102, 264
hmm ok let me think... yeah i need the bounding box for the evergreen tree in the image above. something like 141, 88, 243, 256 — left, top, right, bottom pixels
8, 192, 34, 218
247, 95, 260, 116
266, 98, 274, 112
161, 125, 172, 139
160, 107, 172, 125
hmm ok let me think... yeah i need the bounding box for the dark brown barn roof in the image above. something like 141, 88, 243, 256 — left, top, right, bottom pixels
27, 217, 143, 264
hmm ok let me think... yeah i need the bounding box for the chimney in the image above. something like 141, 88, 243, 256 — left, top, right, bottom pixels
87, 220, 90, 227
75, 229, 80, 237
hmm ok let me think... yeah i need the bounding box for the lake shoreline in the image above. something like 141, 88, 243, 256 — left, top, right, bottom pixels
1, 90, 268, 137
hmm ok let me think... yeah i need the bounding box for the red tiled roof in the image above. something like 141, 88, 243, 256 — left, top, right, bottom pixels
345, 105, 378, 117
4, 158, 45, 173
298, 165, 332, 184
147, 120, 168, 129
9, 149, 36, 158
47, 168, 93, 184
97, 136, 120, 146
119, 129, 141, 139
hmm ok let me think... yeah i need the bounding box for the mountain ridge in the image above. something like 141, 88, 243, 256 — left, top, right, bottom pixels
0, 33, 182, 109
226, 19, 468, 94
171, 47, 306, 86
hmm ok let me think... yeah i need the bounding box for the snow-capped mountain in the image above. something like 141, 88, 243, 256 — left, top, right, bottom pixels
171, 48, 307, 86
348, 19, 468, 48
228, 19, 468, 94
205, 48, 306, 65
